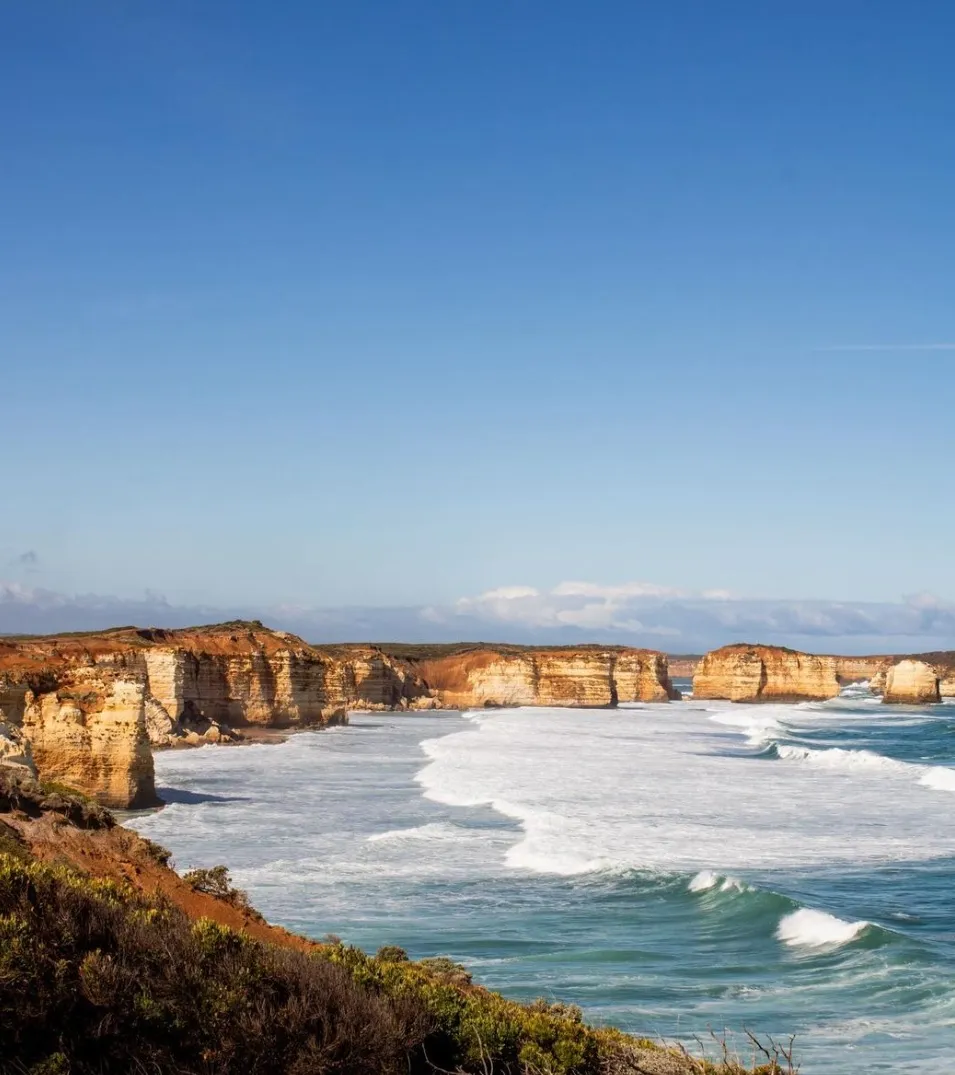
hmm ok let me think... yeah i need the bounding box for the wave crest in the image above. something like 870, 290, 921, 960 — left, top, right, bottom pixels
776, 908, 869, 949
367, 822, 463, 843
687, 870, 749, 893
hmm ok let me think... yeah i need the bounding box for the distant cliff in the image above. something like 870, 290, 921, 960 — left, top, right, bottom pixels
694, 645, 954, 703
880, 659, 941, 704
666, 655, 701, 678
394, 645, 680, 708
693, 645, 845, 702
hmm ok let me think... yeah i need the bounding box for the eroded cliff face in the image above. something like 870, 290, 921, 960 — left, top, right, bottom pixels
832, 656, 893, 685
413, 647, 679, 709
22, 677, 156, 808
692, 645, 843, 702
881, 660, 941, 705
666, 657, 701, 679
868, 654, 954, 699
0, 623, 433, 806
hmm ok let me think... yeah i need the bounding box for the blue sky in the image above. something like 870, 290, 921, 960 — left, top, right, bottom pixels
2, 3, 954, 645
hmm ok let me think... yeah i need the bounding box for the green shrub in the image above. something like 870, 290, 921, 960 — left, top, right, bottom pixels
182, 864, 258, 913
376, 944, 409, 962
0, 854, 427, 1074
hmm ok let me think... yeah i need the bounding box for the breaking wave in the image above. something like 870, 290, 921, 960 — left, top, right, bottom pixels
776, 908, 870, 949
774, 742, 955, 794
367, 822, 464, 843
687, 870, 750, 893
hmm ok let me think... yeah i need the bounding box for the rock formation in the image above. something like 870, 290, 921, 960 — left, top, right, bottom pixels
881, 659, 941, 705
832, 656, 893, 685
0, 622, 432, 807
694, 646, 955, 703
409, 646, 679, 708
868, 653, 954, 700
692, 645, 843, 702
0, 720, 34, 775
666, 656, 701, 679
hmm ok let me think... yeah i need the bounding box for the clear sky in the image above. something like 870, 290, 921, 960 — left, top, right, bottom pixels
3, 2, 954, 631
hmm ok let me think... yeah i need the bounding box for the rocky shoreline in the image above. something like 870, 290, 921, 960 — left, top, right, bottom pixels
1, 621, 952, 810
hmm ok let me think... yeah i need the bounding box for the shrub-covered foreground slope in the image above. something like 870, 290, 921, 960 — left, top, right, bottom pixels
0, 771, 791, 1075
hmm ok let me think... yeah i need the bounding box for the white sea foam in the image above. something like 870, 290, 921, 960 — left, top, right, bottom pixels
919, 767, 955, 793
775, 742, 955, 796
775, 743, 912, 773
776, 908, 869, 949
707, 705, 788, 746
688, 870, 748, 893
415, 704, 955, 875
688, 870, 720, 891
368, 822, 463, 843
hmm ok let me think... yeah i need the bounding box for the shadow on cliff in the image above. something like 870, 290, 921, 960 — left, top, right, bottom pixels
156, 787, 252, 806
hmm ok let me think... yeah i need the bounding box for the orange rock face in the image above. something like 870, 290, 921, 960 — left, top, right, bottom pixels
0, 622, 431, 806
411, 647, 679, 709
694, 646, 954, 703
832, 656, 893, 685
881, 660, 941, 705
692, 645, 843, 702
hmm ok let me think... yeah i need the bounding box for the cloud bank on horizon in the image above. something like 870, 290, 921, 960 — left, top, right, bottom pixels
1, 580, 953, 655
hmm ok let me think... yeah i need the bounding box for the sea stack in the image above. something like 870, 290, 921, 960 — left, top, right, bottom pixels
692, 644, 841, 702
882, 660, 941, 705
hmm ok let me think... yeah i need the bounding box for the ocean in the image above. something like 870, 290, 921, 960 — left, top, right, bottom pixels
127, 685, 955, 1073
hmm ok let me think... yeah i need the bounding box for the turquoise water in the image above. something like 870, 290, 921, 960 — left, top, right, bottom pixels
129, 686, 955, 1073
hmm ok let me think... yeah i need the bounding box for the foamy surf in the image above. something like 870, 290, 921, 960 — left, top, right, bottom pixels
774, 743, 955, 796
708, 705, 789, 746
688, 870, 749, 893
918, 767, 955, 793
775, 743, 912, 773
776, 908, 869, 949
128, 706, 955, 1074
416, 704, 955, 871
368, 822, 463, 843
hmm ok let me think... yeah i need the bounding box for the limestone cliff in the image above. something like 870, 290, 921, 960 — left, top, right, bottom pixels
692, 645, 843, 702
868, 653, 954, 699
0, 622, 432, 806
832, 656, 893, 685
666, 656, 701, 679
0, 664, 155, 808
881, 659, 941, 704
408, 646, 679, 709
22, 677, 156, 808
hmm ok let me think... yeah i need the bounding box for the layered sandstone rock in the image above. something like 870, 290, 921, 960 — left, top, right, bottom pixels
881, 660, 941, 705
692, 645, 842, 702
412, 647, 679, 709
869, 654, 954, 699
20, 677, 156, 809
614, 651, 682, 703
0, 623, 434, 804
832, 656, 893, 685
666, 656, 701, 679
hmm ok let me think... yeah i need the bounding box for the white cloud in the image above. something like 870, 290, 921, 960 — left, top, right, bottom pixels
1, 579, 953, 655
429, 582, 955, 652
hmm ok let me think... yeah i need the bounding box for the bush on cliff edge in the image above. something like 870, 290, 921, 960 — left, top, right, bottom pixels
0, 854, 642, 1075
